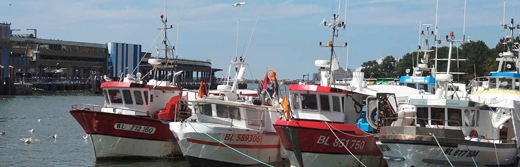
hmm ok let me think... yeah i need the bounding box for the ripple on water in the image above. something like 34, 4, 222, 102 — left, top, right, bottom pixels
0, 94, 191, 166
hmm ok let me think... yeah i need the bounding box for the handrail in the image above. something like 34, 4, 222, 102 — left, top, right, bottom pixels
71, 104, 149, 114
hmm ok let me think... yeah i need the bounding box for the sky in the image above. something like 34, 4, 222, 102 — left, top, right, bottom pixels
1, 0, 520, 80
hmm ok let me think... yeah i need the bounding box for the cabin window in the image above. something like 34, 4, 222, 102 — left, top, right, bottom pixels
122, 90, 133, 104
108, 90, 123, 104
245, 108, 264, 127
405, 83, 416, 89
103, 90, 110, 104
143, 91, 149, 105
431, 107, 445, 126
215, 104, 241, 120
290, 93, 302, 111
319, 95, 330, 111
489, 78, 497, 89
498, 78, 513, 89
514, 79, 520, 90
463, 109, 478, 127
416, 107, 428, 127
301, 94, 318, 110
133, 91, 144, 105
447, 108, 462, 126
419, 84, 427, 91
331, 96, 342, 112
196, 103, 212, 116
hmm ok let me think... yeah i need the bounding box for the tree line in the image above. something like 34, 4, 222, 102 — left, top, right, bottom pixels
360, 36, 520, 82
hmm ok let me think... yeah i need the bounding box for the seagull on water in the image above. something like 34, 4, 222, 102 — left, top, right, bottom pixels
29, 129, 34, 133
49, 134, 57, 139
20, 137, 38, 144
37, 119, 41, 123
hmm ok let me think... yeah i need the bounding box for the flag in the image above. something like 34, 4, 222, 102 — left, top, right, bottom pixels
282, 94, 290, 112
197, 81, 208, 98
262, 72, 269, 90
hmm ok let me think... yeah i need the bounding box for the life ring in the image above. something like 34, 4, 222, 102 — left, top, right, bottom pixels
470, 129, 479, 138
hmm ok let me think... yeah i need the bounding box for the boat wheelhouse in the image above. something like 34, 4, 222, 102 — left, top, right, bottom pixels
69, 13, 189, 159
398, 75, 436, 93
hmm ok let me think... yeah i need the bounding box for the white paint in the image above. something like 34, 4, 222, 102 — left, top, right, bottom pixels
170, 121, 285, 165
379, 142, 517, 167
113, 123, 156, 134
90, 134, 181, 158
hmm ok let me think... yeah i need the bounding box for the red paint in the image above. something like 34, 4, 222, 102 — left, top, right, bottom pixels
289, 84, 351, 94
100, 81, 182, 90
70, 109, 175, 141
186, 138, 279, 149
273, 119, 381, 155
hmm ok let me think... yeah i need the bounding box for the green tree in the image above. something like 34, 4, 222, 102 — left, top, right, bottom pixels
360, 60, 380, 78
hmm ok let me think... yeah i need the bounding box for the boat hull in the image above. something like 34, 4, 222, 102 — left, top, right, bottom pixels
170, 121, 286, 166
378, 141, 518, 167
273, 119, 386, 167
70, 109, 182, 159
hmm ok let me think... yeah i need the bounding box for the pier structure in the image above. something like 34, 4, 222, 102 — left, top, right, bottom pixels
0, 23, 223, 94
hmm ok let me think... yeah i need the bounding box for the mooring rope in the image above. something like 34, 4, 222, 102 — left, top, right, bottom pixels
186, 121, 274, 167
430, 133, 454, 167
493, 141, 500, 167
324, 122, 367, 167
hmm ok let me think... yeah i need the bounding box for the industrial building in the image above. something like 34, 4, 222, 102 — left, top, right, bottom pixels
0, 23, 221, 94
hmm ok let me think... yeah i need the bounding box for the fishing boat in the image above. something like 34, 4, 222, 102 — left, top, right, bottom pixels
272, 12, 387, 167
69, 14, 189, 159
469, 18, 520, 108
376, 22, 519, 166
169, 66, 288, 166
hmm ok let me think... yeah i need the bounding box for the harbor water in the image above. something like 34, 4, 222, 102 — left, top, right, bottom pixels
0, 84, 289, 167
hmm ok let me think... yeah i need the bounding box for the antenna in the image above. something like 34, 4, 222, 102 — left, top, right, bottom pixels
503, 0, 506, 36
344, 0, 347, 26
462, 0, 466, 41
434, 0, 439, 71
319, 13, 347, 86
176, 21, 179, 56
236, 19, 240, 59
337, 0, 341, 20
416, 21, 422, 67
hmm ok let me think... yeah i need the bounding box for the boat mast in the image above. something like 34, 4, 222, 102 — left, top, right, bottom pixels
412, 23, 434, 77
497, 18, 520, 73
320, 13, 347, 86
